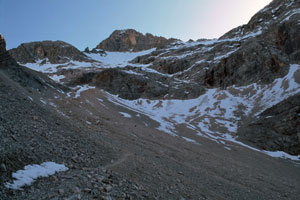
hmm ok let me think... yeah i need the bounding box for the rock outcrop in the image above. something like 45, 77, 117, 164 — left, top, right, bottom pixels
9, 40, 90, 64
0, 34, 16, 66
239, 93, 300, 155
0, 35, 66, 91
0, 34, 5, 53
66, 67, 205, 100
94, 29, 178, 52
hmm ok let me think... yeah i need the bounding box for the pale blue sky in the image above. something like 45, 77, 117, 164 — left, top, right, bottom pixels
0, 0, 272, 50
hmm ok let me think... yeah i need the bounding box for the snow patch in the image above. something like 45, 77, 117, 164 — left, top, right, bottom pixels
40, 99, 47, 105
21, 60, 61, 73
49, 75, 65, 82
181, 137, 200, 145
5, 162, 68, 190
282, 8, 300, 22
73, 85, 96, 98
85, 48, 155, 68
120, 112, 132, 118
263, 150, 300, 160
224, 146, 232, 151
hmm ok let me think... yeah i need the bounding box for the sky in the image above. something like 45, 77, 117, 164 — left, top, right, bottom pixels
0, 0, 272, 50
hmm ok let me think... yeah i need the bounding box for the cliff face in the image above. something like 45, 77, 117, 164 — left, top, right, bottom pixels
0, 34, 5, 53
0, 34, 65, 91
239, 93, 300, 155
9, 40, 89, 64
94, 29, 178, 52
0, 34, 16, 66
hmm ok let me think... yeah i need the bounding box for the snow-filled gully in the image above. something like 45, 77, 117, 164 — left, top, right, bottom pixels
105, 64, 300, 161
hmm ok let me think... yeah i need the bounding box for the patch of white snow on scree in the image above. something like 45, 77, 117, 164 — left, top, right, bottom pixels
119, 112, 132, 118
5, 162, 68, 190
73, 85, 96, 98
21, 59, 61, 73
85, 48, 155, 68
21, 59, 102, 74
181, 137, 200, 145
49, 74, 65, 82
263, 150, 300, 160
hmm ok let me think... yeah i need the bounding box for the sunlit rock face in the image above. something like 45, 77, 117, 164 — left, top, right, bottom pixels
94, 29, 178, 52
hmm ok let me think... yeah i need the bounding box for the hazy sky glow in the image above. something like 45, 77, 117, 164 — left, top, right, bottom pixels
0, 0, 272, 50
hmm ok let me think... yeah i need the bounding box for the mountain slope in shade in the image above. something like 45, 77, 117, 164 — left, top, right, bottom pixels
9, 40, 91, 64
240, 92, 300, 155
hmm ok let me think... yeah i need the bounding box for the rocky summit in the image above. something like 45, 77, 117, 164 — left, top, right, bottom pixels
94, 29, 178, 52
1, 0, 300, 199
9, 40, 90, 64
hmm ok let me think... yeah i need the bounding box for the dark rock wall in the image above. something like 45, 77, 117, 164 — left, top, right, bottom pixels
239, 93, 300, 155
0, 34, 16, 66
9, 41, 89, 64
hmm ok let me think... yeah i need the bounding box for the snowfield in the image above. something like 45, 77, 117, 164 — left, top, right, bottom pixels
105, 64, 300, 161
85, 48, 155, 68
20, 48, 155, 76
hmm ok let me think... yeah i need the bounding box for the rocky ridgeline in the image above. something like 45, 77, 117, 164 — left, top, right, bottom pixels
93, 29, 178, 52
132, 0, 300, 89
9, 40, 91, 64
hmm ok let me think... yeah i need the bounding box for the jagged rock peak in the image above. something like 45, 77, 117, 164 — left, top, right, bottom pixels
220, 0, 300, 39
94, 29, 179, 52
0, 34, 16, 66
9, 40, 89, 64
0, 34, 6, 54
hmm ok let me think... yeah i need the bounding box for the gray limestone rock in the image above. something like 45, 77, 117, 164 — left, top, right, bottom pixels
9, 40, 90, 64
94, 29, 178, 52
239, 93, 300, 155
